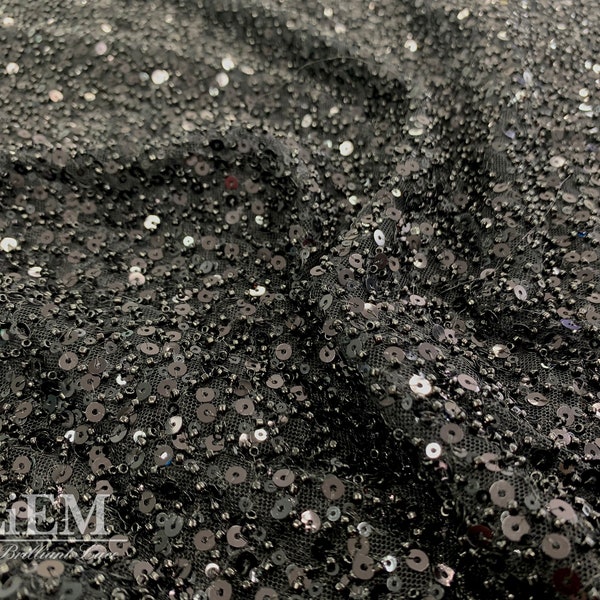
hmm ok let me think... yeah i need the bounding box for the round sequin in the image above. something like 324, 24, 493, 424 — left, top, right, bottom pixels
439, 424, 464, 444
382, 348, 404, 367
409, 374, 432, 396
322, 475, 345, 500
273, 469, 295, 488
489, 480, 515, 508
541, 533, 571, 559
405, 549, 429, 572
339, 141, 354, 156
502, 515, 530, 542
426, 442, 442, 459
457, 374, 479, 392
59, 351, 78, 371
194, 529, 216, 551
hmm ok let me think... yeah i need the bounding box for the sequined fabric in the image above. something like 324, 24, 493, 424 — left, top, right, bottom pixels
0, 1, 599, 598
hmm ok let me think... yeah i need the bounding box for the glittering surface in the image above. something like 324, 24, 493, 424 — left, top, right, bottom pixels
0, 0, 599, 598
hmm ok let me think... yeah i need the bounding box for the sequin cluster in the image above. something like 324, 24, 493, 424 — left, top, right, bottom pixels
0, 0, 599, 598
